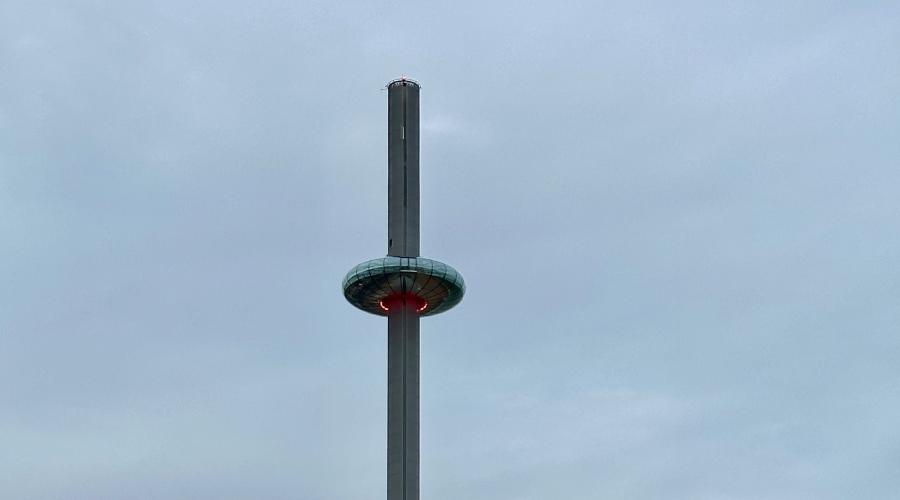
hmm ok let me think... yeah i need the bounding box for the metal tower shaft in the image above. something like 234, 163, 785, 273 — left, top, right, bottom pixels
388, 80, 420, 258
344, 78, 462, 499
386, 79, 420, 500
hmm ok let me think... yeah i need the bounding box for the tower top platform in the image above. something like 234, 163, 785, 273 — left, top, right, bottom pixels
387, 77, 421, 88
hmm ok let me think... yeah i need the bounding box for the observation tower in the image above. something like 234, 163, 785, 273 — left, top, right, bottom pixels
342, 78, 465, 500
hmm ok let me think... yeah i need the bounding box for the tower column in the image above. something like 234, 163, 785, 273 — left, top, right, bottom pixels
343, 78, 463, 500
387, 80, 420, 258
386, 78, 420, 500
387, 300, 419, 500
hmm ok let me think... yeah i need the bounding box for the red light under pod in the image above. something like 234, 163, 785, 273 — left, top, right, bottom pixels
379, 294, 428, 314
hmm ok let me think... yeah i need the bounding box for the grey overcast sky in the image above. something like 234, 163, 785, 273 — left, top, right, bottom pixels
2, 1, 899, 499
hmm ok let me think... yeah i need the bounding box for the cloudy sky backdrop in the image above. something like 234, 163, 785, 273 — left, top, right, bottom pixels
2, 1, 899, 499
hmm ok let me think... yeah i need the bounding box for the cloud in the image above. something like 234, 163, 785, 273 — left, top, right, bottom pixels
1, 1, 899, 499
